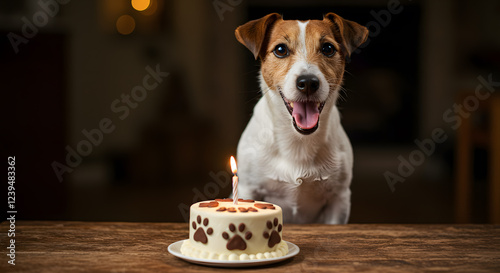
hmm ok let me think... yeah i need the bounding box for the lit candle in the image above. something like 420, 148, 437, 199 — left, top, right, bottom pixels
230, 156, 238, 205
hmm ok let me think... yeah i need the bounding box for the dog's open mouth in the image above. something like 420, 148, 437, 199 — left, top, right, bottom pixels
280, 91, 326, 135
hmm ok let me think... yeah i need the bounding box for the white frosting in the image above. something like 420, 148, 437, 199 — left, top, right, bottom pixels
180, 200, 288, 260
180, 240, 288, 260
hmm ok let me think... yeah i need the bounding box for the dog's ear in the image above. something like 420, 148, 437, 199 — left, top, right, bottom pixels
235, 13, 282, 60
324, 13, 369, 58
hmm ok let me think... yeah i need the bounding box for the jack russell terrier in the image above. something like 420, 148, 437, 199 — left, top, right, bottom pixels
234, 13, 368, 224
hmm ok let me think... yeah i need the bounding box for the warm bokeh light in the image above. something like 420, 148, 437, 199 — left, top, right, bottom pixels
230, 156, 237, 174
141, 0, 157, 16
131, 0, 150, 11
116, 15, 135, 35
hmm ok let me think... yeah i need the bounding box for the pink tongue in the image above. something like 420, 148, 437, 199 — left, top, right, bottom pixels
292, 101, 319, 130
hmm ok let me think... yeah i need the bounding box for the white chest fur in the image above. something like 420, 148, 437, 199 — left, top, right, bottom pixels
236, 90, 353, 224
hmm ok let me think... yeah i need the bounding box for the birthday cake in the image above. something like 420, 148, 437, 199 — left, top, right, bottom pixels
180, 198, 288, 260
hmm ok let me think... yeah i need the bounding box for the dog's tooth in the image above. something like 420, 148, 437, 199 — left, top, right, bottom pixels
290, 102, 294, 108
317, 103, 320, 108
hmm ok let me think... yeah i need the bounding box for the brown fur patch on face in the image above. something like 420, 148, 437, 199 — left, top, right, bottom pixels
305, 20, 345, 89
260, 19, 346, 93
261, 20, 300, 90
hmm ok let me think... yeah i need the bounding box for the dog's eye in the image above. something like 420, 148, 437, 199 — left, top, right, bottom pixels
273, 44, 289, 58
321, 43, 336, 57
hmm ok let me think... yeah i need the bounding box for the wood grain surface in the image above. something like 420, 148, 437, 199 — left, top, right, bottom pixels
0, 221, 499, 272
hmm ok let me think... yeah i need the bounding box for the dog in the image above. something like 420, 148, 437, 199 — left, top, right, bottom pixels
234, 13, 368, 224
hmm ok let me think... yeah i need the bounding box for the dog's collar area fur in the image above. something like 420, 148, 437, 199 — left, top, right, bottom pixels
293, 176, 330, 185
278, 89, 327, 135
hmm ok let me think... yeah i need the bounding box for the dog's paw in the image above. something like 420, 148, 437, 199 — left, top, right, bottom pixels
192, 215, 213, 244
263, 217, 282, 247
222, 223, 253, 250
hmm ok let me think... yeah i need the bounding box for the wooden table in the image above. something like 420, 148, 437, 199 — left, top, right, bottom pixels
1, 221, 499, 272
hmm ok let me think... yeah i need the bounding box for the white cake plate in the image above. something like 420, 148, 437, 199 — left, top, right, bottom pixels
168, 239, 300, 267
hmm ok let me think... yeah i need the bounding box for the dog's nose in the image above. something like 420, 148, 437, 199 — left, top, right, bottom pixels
296, 75, 320, 95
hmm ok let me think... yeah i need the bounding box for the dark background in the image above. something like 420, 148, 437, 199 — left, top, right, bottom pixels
1, 0, 499, 223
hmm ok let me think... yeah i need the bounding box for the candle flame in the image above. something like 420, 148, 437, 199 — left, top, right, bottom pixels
230, 156, 237, 174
